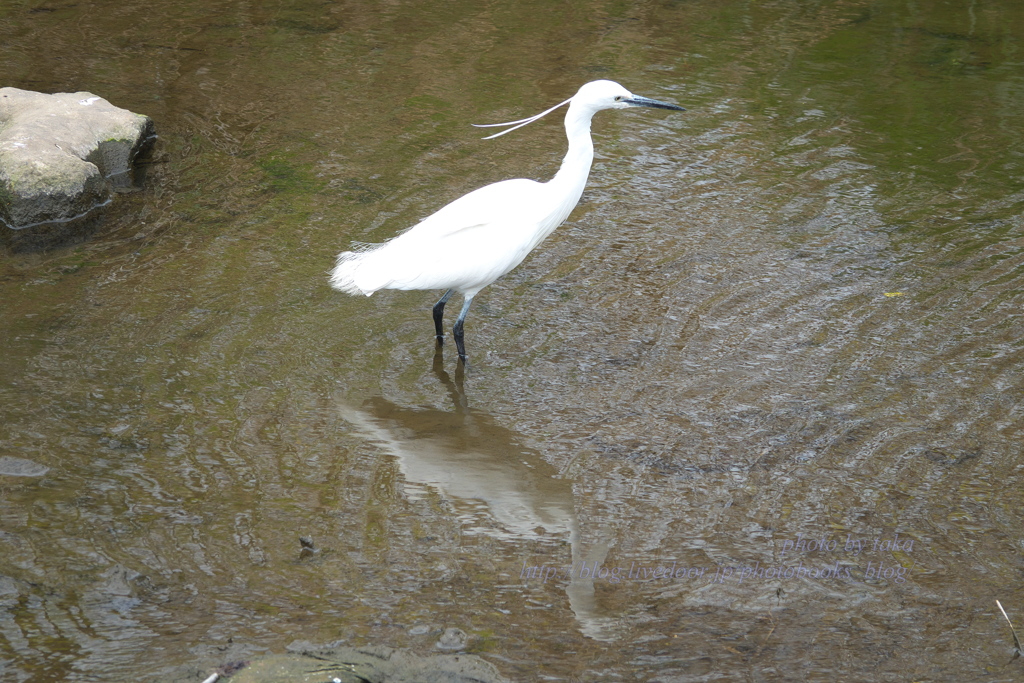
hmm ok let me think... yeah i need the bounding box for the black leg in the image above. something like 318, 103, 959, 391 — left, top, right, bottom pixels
453, 297, 473, 363
432, 289, 453, 342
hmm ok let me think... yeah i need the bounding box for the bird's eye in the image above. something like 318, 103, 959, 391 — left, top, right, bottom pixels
614, 96, 624, 101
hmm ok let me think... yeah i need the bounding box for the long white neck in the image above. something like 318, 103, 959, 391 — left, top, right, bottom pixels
549, 101, 595, 195
542, 101, 595, 226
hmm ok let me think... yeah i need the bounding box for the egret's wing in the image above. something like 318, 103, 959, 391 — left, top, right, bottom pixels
396, 178, 546, 244
349, 178, 551, 294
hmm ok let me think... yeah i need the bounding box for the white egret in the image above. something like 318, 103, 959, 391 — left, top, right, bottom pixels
330, 80, 684, 362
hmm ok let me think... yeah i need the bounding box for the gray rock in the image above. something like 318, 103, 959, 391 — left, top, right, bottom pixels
0, 87, 154, 250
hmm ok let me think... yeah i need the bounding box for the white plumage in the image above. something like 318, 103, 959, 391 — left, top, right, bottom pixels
330, 80, 684, 362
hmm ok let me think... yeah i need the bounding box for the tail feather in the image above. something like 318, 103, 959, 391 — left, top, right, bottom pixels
330, 236, 438, 295
329, 251, 373, 296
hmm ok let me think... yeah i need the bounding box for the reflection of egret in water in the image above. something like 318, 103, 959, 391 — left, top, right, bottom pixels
337, 351, 620, 641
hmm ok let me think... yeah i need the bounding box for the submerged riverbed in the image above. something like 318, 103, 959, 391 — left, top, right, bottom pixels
2, 0, 1024, 680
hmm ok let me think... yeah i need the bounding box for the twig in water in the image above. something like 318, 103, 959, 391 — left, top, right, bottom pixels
996, 600, 1022, 655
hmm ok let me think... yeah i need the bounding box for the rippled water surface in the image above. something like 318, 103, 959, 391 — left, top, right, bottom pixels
2, 0, 1024, 680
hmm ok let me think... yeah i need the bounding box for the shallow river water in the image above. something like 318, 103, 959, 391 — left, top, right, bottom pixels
2, 0, 1024, 680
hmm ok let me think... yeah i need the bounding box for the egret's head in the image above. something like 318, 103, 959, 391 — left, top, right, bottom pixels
573, 80, 685, 113
473, 80, 684, 139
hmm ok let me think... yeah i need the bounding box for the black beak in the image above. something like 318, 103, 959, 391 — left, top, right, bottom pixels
623, 95, 685, 111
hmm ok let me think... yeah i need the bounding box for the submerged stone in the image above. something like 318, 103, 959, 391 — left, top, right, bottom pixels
0, 456, 49, 477
223, 644, 513, 683
0, 88, 155, 251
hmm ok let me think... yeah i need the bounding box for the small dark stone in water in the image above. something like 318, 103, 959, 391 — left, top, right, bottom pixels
217, 660, 249, 676
298, 536, 318, 559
